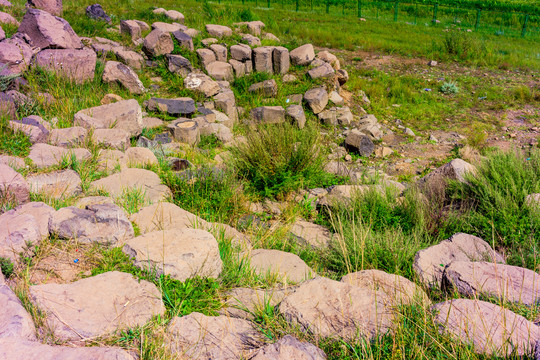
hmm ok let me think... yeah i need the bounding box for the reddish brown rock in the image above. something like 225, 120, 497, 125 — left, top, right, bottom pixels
17, 9, 82, 49
26, 0, 62, 16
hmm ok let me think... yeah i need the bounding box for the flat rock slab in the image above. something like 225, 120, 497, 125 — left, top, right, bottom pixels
92, 128, 131, 150
249, 249, 315, 283
413, 233, 505, 288
28, 143, 91, 168
0, 338, 135, 359
123, 228, 222, 282
442, 261, 540, 306
221, 287, 293, 320
74, 99, 143, 137
342, 269, 430, 306
432, 299, 540, 357
290, 220, 332, 249
165, 312, 263, 359
252, 335, 326, 360
0, 164, 29, 206
279, 277, 395, 340
49, 204, 134, 245
4, 201, 54, 240
0, 210, 43, 262
29, 271, 165, 341
90, 168, 171, 203
0, 283, 36, 340
130, 201, 203, 233
26, 169, 82, 198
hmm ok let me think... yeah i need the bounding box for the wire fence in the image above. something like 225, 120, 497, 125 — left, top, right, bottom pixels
227, 0, 540, 38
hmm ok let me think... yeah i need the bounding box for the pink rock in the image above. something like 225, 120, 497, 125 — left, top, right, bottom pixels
33, 48, 96, 83
17, 9, 81, 49
26, 0, 62, 16
0, 164, 29, 206
0, 36, 34, 74
0, 11, 19, 26
0, 211, 42, 263
0, 0, 12, 6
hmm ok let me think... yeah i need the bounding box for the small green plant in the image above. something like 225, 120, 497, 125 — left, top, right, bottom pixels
0, 257, 14, 278
0, 66, 19, 92
440, 81, 459, 95
159, 276, 221, 316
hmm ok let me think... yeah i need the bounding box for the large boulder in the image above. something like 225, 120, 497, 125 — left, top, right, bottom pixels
26, 0, 62, 16
0, 338, 135, 359
102, 61, 145, 95
432, 299, 540, 357
8, 116, 50, 144
0, 283, 36, 340
6, 202, 54, 239
48, 126, 87, 147
252, 335, 327, 360
279, 277, 396, 340
29, 271, 165, 341
230, 44, 251, 61
167, 54, 192, 77
165, 312, 262, 359
290, 44, 315, 66
413, 233, 505, 288
49, 204, 134, 245
442, 261, 540, 306
17, 9, 82, 49
273, 46, 289, 74
130, 201, 202, 233
0, 164, 29, 206
249, 248, 315, 283
308, 62, 334, 79
74, 99, 143, 137
92, 128, 131, 150
90, 168, 171, 203
26, 170, 81, 198
172, 30, 193, 51
33, 48, 96, 84
122, 228, 222, 281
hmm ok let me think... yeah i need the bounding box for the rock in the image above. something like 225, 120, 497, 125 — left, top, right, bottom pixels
26, 0, 62, 15
304, 87, 328, 114
90, 168, 171, 203
120, 20, 141, 42
49, 204, 134, 245
147, 97, 196, 116
48, 126, 87, 147
0, 207, 44, 262
210, 44, 227, 62
345, 129, 374, 156
286, 105, 306, 129
283, 74, 297, 83
374, 146, 393, 157
184, 72, 220, 97
290, 220, 332, 249
253, 46, 274, 73
317, 50, 340, 69
230, 44, 251, 61
102, 61, 145, 95
526, 193, 540, 207
248, 79, 277, 97
123, 228, 222, 281
214, 90, 237, 123
0, 338, 135, 359
432, 299, 540, 357
112, 46, 145, 70
28, 143, 91, 168
413, 233, 505, 288
442, 261, 540, 306
165, 312, 262, 359
290, 44, 315, 66
130, 201, 201, 233
336, 69, 349, 85
205, 24, 232, 38
86, 4, 111, 23
29, 271, 165, 341
122, 147, 158, 167
196, 48, 216, 69
0, 283, 36, 339
0, 12, 18, 26
318, 184, 392, 207
92, 128, 130, 150
143, 29, 173, 57
8, 202, 54, 238
165, 9, 184, 23
273, 46, 289, 74
342, 269, 430, 305
206, 61, 234, 81
18, 9, 82, 49
318, 108, 337, 126
221, 287, 291, 320
229, 59, 245, 77
201, 37, 218, 46
279, 277, 396, 340
263, 32, 279, 41
416, 159, 476, 198
328, 90, 344, 106
74, 99, 143, 137
172, 30, 193, 51
428, 60, 438, 67
0, 38, 33, 74
9, 116, 49, 144
308, 62, 335, 79
200, 123, 233, 143
0, 156, 25, 169
26, 170, 81, 198
249, 248, 315, 283
0, 164, 29, 206
252, 335, 327, 360
151, 22, 184, 33
167, 118, 199, 145
336, 107, 353, 125
241, 33, 260, 46
250, 106, 285, 124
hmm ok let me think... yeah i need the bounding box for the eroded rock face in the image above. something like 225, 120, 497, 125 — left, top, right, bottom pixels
122, 228, 223, 282
432, 299, 540, 357
442, 261, 540, 306
249, 249, 315, 283
18, 9, 82, 49
49, 204, 134, 245
279, 277, 396, 340
413, 233, 505, 288
252, 335, 327, 360
0, 282, 36, 340
165, 312, 263, 360
29, 271, 165, 341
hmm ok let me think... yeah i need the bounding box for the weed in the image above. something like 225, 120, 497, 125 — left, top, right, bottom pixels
0, 257, 14, 278
440, 81, 459, 95
160, 275, 221, 316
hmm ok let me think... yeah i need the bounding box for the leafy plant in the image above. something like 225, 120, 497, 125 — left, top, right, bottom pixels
440, 81, 459, 95
0, 257, 14, 278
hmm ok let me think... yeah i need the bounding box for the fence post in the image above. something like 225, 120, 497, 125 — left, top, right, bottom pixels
414, 3, 418, 24
475, 9, 481, 31
268, 0, 270, 8
358, 0, 361, 17
326, 0, 330, 14
432, 3, 438, 24
394, 1, 399, 21
311, 0, 313, 11
521, 14, 529, 37
296, 0, 299, 11
342, 0, 345, 15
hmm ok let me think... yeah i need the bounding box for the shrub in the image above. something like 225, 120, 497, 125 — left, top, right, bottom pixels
0, 257, 14, 278
440, 81, 459, 95
441, 30, 486, 61
231, 123, 337, 198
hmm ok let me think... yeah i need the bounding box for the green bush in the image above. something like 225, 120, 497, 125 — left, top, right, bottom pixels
440, 81, 459, 95
440, 30, 487, 61
0, 257, 14, 278
231, 123, 339, 198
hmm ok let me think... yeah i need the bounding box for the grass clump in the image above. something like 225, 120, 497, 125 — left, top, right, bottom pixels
440, 81, 460, 95
0, 257, 14, 278
231, 123, 339, 198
